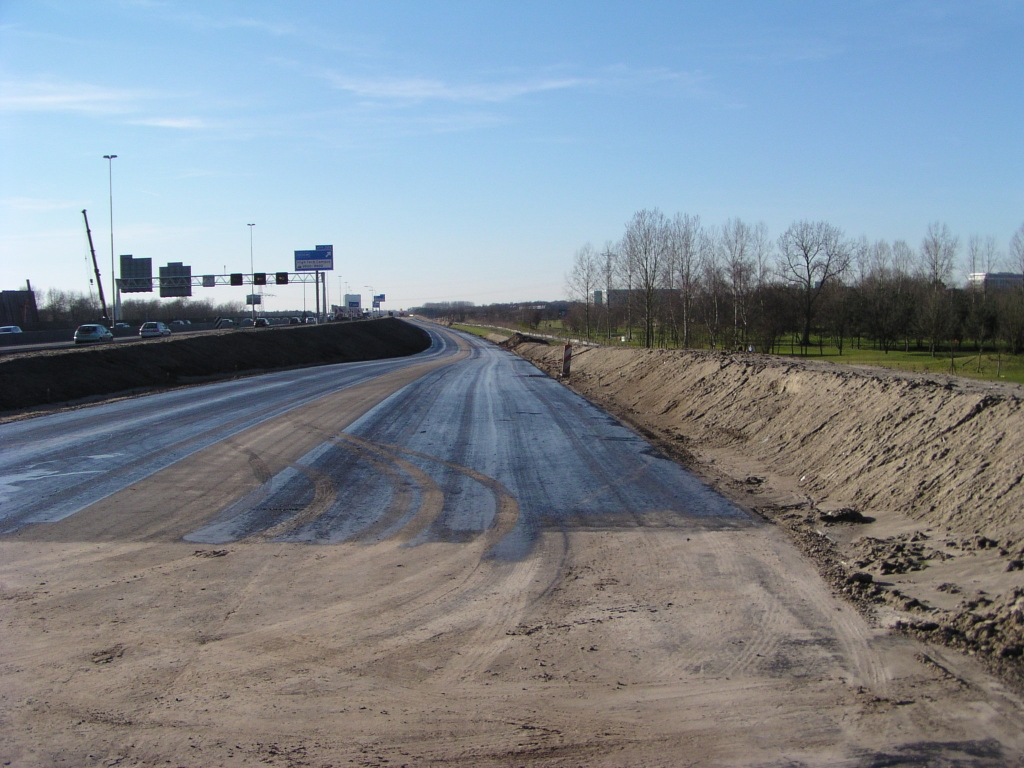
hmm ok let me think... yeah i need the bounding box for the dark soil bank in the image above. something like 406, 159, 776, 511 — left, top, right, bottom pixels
0, 318, 430, 412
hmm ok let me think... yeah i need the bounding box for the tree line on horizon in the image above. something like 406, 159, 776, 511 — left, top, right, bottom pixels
563, 210, 1024, 357
33, 287, 244, 326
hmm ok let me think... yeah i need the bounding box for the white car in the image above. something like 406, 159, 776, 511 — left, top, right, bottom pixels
139, 321, 171, 338
73, 324, 114, 344
0, 325, 22, 334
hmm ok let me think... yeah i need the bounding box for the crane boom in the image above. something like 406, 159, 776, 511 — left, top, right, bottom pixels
81, 209, 110, 323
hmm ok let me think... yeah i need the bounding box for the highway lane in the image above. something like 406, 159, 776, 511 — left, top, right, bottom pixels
0, 324, 461, 535
1, 322, 748, 546
186, 328, 750, 553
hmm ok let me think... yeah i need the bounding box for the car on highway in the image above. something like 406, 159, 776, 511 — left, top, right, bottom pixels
254, 317, 269, 327
305, 317, 318, 324
114, 322, 130, 329
139, 321, 171, 338
169, 319, 191, 327
0, 325, 23, 334
73, 324, 114, 344
289, 317, 302, 325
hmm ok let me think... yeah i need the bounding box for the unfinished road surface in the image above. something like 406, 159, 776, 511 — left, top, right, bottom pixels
2, 323, 1023, 766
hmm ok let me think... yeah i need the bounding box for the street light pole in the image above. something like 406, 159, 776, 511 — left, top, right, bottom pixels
365, 285, 374, 317
248, 223, 255, 323
103, 154, 117, 323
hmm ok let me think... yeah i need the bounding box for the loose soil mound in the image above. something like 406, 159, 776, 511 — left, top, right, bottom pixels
513, 344, 1024, 540
0, 318, 429, 413
509, 340, 1024, 688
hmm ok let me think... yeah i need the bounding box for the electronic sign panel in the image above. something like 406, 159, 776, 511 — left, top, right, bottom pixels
159, 262, 192, 298
120, 254, 153, 293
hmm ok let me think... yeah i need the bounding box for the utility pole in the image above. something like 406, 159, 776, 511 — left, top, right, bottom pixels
103, 155, 117, 321
248, 223, 255, 323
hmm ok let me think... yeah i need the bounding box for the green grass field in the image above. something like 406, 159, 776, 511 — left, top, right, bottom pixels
777, 342, 1024, 385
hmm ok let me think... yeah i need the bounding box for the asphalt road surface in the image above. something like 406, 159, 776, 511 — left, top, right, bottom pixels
1, 324, 743, 544
3, 322, 1022, 766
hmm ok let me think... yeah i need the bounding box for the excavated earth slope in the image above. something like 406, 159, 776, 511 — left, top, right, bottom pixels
0, 318, 429, 413
508, 336, 1024, 689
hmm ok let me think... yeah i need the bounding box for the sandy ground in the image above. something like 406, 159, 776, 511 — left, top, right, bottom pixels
4, 330, 1024, 766
509, 337, 1024, 696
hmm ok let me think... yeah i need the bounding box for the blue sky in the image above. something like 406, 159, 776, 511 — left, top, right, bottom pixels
1, 1, 1022, 312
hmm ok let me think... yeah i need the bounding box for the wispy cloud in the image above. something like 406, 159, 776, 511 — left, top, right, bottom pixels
0, 197, 82, 213
144, 7, 297, 37
317, 71, 590, 104
0, 80, 144, 115
0, 78, 216, 130
129, 117, 205, 129
305, 63, 709, 107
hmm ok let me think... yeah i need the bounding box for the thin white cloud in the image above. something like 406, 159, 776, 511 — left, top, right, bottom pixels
129, 117, 205, 129
0, 197, 82, 213
305, 63, 710, 107
0, 80, 143, 115
148, 8, 296, 37
177, 168, 216, 178
318, 71, 589, 104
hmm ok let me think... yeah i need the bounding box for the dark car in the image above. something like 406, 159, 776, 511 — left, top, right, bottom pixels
254, 317, 269, 327
74, 324, 114, 344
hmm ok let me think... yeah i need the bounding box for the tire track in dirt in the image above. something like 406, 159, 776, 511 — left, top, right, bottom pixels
330, 434, 447, 544
251, 465, 337, 542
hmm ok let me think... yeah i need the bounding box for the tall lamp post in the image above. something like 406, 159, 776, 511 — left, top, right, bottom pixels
364, 285, 375, 317
248, 223, 256, 323
103, 154, 117, 323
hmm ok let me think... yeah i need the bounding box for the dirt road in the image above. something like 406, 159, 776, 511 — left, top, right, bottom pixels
2, 325, 1023, 766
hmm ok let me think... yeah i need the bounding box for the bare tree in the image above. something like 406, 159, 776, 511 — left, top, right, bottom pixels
720, 218, 754, 348
1010, 223, 1024, 277
600, 240, 618, 341
920, 221, 959, 287
776, 220, 851, 350
751, 222, 773, 291
697, 228, 725, 349
564, 243, 601, 340
667, 213, 702, 348
621, 209, 669, 348
918, 222, 959, 356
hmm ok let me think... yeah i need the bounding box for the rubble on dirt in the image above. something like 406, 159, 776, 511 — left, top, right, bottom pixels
819, 507, 873, 524
899, 588, 1024, 689
850, 533, 951, 575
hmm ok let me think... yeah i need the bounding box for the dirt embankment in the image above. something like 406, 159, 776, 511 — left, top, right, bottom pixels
507, 336, 1024, 688
0, 318, 429, 413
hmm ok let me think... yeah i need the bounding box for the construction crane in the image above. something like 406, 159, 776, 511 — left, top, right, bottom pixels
81, 209, 110, 324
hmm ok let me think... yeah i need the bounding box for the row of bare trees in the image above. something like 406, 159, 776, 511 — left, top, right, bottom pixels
565, 210, 1024, 356
36, 289, 243, 326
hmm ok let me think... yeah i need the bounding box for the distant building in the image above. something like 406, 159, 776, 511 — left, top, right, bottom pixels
968, 272, 1024, 292
593, 290, 603, 306
604, 288, 676, 307
1, 290, 39, 327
